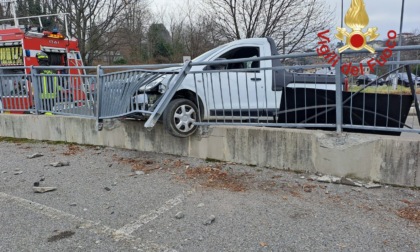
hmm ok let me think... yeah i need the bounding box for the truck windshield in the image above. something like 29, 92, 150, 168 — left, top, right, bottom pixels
193, 44, 230, 62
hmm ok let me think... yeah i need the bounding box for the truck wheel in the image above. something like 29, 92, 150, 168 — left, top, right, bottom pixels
163, 98, 198, 138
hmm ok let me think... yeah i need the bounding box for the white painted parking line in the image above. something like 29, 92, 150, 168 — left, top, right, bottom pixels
0, 192, 176, 252
116, 190, 194, 236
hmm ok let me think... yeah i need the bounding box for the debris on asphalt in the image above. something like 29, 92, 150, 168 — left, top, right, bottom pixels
340, 177, 363, 187
50, 161, 70, 167
134, 171, 145, 175
14, 171, 23, 175
33, 187, 57, 193
104, 187, 111, 191
397, 205, 420, 223
307, 174, 379, 188
197, 203, 205, 208
69, 203, 77, 207
364, 182, 382, 189
175, 212, 185, 219
47, 230, 75, 242
33, 181, 40, 187
317, 175, 332, 183
27, 153, 43, 159
62, 145, 82, 156
260, 242, 268, 247
203, 215, 216, 225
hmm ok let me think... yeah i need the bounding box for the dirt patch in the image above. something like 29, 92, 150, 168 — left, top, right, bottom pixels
113, 156, 191, 174
183, 165, 249, 192
62, 145, 83, 156
397, 203, 420, 223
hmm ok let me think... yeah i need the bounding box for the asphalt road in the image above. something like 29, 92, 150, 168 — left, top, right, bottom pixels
0, 140, 419, 252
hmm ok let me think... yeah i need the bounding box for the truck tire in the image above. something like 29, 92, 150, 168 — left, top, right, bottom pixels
163, 98, 198, 138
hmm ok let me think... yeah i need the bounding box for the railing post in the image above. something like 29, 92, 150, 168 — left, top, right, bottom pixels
31, 66, 41, 114
335, 57, 343, 134
144, 61, 192, 129
0, 71, 4, 111
96, 65, 103, 131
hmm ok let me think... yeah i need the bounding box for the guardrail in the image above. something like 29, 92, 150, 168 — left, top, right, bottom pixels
0, 45, 420, 137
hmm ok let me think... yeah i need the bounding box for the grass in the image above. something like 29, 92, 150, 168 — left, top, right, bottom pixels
348, 85, 420, 95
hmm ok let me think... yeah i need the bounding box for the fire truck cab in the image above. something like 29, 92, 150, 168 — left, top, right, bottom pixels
0, 4, 85, 113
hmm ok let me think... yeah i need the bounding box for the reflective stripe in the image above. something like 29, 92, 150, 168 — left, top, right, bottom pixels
40, 72, 59, 99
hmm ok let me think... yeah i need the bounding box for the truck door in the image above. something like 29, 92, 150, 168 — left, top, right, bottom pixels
204, 45, 267, 118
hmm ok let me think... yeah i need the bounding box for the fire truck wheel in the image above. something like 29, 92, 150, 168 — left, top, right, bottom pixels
163, 98, 198, 138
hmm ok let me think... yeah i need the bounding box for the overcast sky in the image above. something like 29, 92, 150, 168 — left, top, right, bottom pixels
151, 0, 420, 39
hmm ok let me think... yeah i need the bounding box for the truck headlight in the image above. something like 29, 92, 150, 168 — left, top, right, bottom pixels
139, 75, 166, 92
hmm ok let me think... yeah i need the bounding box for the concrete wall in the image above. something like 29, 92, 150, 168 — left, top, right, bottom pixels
0, 114, 418, 188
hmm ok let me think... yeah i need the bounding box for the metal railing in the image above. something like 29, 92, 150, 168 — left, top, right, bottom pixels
0, 45, 420, 137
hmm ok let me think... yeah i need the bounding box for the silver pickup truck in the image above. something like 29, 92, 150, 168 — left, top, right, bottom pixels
136, 37, 345, 137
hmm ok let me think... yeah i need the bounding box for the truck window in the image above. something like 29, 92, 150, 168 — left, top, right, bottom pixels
47, 53, 66, 66
219, 47, 260, 70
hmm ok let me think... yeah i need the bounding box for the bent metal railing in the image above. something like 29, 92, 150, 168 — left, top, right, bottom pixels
0, 45, 420, 137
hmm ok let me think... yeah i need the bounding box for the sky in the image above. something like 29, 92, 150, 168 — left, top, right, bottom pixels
151, 0, 420, 40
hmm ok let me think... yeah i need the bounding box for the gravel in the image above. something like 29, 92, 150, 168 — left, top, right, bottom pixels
0, 139, 419, 252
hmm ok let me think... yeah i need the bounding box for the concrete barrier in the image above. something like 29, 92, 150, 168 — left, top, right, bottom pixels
0, 114, 418, 188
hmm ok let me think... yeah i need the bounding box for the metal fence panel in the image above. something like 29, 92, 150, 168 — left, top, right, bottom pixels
1, 45, 420, 137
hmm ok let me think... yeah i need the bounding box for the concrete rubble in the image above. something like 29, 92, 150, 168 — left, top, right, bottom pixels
27, 153, 43, 159
309, 174, 381, 189
33, 187, 57, 193
203, 215, 216, 225
50, 161, 70, 167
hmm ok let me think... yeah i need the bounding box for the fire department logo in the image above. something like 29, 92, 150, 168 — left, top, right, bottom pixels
335, 0, 379, 53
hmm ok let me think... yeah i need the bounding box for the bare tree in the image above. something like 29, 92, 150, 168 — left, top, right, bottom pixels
45, 0, 135, 65
118, 0, 151, 64
204, 0, 334, 54
164, 0, 225, 62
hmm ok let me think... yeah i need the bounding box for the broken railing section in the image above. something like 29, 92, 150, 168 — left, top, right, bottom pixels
98, 70, 166, 118
94, 63, 187, 131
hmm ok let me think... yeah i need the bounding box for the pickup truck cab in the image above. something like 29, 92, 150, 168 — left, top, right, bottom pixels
139, 37, 341, 137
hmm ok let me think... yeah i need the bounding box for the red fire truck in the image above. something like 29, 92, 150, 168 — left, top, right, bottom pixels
0, 3, 86, 114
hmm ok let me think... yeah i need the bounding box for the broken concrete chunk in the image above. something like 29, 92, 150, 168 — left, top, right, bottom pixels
33, 187, 57, 193
203, 215, 216, 225
331, 177, 341, 184
341, 177, 363, 187
175, 212, 185, 219
364, 182, 382, 189
317, 175, 332, 183
50, 161, 70, 167
27, 153, 43, 159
